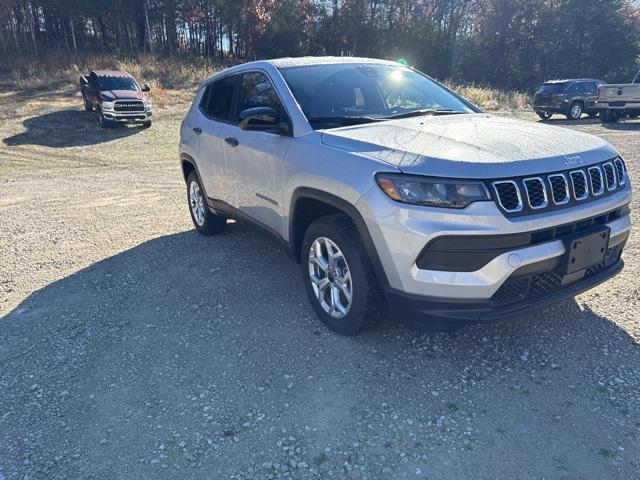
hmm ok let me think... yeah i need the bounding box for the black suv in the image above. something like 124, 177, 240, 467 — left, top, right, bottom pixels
533, 79, 604, 121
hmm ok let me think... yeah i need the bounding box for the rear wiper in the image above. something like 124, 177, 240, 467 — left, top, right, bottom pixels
382, 109, 463, 119
307, 116, 383, 126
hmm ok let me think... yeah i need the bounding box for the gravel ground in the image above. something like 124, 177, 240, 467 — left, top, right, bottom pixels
1, 86, 639, 480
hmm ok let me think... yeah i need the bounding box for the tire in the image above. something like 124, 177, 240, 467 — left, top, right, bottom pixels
537, 111, 552, 121
601, 109, 619, 124
141, 121, 152, 129
566, 102, 583, 120
99, 112, 113, 129
301, 214, 383, 336
83, 94, 94, 112
186, 171, 226, 235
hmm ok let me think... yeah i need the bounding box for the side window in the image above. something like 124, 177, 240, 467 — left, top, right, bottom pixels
237, 72, 285, 118
568, 83, 582, 94
584, 82, 597, 95
200, 75, 237, 121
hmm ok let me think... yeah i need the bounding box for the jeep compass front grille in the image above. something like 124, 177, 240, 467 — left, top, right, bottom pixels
491, 158, 627, 217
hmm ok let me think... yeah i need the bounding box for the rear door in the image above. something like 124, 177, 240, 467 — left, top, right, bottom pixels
194, 75, 238, 206
223, 71, 292, 236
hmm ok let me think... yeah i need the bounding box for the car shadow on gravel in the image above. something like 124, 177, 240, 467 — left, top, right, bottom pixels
1, 225, 639, 478
3, 109, 142, 148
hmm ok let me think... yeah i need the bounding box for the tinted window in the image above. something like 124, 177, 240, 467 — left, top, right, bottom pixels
583, 82, 597, 95
200, 76, 237, 121
237, 72, 284, 117
538, 83, 569, 94
97, 77, 139, 91
567, 82, 584, 94
279, 64, 474, 123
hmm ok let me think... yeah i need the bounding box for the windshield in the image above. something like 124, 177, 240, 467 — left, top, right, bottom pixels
97, 76, 139, 91
279, 64, 475, 127
538, 83, 568, 94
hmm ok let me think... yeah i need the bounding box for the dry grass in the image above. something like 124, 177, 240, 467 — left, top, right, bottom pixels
0, 54, 532, 111
449, 82, 531, 111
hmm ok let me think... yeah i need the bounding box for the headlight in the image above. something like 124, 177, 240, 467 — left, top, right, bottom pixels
143, 99, 152, 109
375, 173, 490, 208
101, 101, 115, 110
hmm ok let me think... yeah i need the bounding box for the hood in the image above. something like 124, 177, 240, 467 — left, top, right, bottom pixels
320, 114, 616, 179
99, 90, 146, 101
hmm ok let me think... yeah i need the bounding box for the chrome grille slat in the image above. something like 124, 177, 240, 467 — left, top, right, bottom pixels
569, 170, 588, 200
548, 174, 570, 205
588, 166, 604, 196
602, 162, 616, 191
492, 181, 523, 212
522, 177, 547, 209
614, 158, 626, 185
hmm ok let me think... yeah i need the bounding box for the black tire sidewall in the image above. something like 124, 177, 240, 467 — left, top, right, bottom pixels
537, 112, 552, 120
186, 171, 225, 235
301, 215, 380, 336
567, 102, 583, 120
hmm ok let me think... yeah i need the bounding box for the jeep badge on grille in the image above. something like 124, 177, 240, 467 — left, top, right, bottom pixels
564, 155, 582, 165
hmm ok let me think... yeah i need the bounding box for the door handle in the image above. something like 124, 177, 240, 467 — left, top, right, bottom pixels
192, 127, 202, 135
225, 137, 239, 147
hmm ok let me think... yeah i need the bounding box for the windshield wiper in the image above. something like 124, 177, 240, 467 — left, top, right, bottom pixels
307, 116, 383, 126
382, 109, 464, 120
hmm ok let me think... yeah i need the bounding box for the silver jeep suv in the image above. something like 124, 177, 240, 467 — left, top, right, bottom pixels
179, 57, 632, 335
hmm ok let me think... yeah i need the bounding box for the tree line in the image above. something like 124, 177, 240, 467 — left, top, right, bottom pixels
0, 0, 639, 89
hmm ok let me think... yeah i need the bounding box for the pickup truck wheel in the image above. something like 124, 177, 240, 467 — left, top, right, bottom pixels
302, 214, 383, 336
537, 111, 552, 121
83, 95, 94, 112
566, 102, 583, 120
601, 109, 619, 123
186, 171, 226, 235
99, 112, 114, 129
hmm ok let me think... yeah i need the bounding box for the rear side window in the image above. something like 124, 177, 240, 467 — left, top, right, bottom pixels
237, 72, 285, 117
583, 82, 597, 95
200, 76, 237, 121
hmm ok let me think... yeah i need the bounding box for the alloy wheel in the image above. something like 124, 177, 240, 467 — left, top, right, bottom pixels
570, 104, 582, 118
308, 237, 353, 319
189, 180, 206, 226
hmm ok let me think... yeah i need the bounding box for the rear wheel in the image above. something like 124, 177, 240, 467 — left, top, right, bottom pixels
601, 109, 619, 124
186, 171, 226, 235
301, 214, 383, 336
566, 102, 583, 120
537, 111, 552, 121
83, 95, 94, 112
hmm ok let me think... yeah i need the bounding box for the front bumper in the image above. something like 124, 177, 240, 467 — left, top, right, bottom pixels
102, 110, 152, 123
357, 182, 632, 319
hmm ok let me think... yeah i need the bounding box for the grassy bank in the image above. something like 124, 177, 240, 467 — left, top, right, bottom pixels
0, 53, 531, 111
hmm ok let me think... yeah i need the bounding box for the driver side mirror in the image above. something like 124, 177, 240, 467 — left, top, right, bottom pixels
141, 83, 151, 92
239, 107, 290, 134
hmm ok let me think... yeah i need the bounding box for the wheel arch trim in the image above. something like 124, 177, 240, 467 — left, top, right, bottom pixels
289, 187, 390, 289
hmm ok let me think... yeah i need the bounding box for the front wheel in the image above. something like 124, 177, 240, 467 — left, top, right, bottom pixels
566, 102, 583, 120
186, 171, 226, 235
537, 111, 552, 121
99, 112, 113, 128
301, 214, 383, 336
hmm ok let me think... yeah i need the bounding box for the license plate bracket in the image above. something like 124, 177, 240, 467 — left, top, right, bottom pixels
561, 227, 610, 274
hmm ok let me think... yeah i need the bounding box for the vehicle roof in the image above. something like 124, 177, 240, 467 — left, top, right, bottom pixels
91, 70, 133, 78
201, 56, 402, 85
543, 78, 603, 84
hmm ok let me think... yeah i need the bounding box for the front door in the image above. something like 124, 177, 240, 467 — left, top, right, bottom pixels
195, 75, 238, 206
224, 71, 292, 236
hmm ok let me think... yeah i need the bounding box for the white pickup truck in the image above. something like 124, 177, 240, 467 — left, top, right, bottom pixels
597, 71, 640, 123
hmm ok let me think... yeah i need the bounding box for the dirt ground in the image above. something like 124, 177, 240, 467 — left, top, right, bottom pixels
1, 86, 639, 480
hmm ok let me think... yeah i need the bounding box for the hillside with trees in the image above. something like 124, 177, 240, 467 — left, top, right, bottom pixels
0, 0, 639, 89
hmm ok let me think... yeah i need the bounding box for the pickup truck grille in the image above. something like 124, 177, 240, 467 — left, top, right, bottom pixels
491, 158, 627, 217
114, 100, 145, 112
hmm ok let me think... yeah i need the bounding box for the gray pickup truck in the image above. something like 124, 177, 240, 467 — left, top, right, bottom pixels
596, 71, 640, 123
